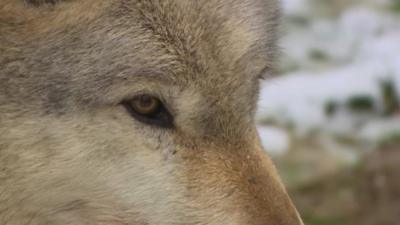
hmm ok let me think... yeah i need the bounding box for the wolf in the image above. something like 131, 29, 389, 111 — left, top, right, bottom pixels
0, 0, 303, 224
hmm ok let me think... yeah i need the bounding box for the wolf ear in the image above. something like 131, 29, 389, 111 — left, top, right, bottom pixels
24, 0, 66, 6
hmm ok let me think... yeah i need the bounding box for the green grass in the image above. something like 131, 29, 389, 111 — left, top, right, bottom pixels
378, 130, 400, 147
309, 49, 330, 62
302, 214, 349, 225
391, 0, 400, 13
324, 100, 339, 117
346, 95, 375, 113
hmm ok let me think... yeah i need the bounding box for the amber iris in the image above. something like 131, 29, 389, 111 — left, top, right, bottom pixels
130, 95, 160, 116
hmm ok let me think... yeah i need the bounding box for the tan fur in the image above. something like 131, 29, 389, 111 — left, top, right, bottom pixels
0, 0, 303, 224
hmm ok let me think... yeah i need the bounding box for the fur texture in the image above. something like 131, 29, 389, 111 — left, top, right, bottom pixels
0, 0, 303, 224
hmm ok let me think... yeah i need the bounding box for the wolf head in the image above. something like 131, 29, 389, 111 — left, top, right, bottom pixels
0, 0, 302, 224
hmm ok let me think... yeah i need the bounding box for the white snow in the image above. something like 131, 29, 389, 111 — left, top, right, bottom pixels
257, 63, 400, 134
257, 126, 291, 155
359, 118, 400, 145
281, 0, 310, 16
257, 0, 400, 152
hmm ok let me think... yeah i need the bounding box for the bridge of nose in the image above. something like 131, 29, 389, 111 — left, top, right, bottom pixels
175, 82, 259, 144
177, 139, 303, 225
236, 146, 303, 225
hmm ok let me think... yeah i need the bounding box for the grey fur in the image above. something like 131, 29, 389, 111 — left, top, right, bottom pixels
0, 1, 302, 224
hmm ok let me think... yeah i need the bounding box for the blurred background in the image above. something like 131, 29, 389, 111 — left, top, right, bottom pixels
256, 0, 400, 224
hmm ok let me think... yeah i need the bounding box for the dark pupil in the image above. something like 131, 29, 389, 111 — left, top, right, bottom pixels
139, 96, 154, 108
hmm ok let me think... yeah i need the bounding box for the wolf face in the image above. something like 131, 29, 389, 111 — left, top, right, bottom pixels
0, 0, 302, 224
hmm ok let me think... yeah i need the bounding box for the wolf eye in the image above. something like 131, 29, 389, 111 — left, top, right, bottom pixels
122, 95, 173, 128
131, 95, 160, 115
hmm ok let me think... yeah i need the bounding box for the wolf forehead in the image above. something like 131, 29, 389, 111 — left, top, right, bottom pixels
130, 0, 280, 67
0, 0, 280, 109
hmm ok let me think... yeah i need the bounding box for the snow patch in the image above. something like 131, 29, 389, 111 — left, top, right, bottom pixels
257, 126, 290, 155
